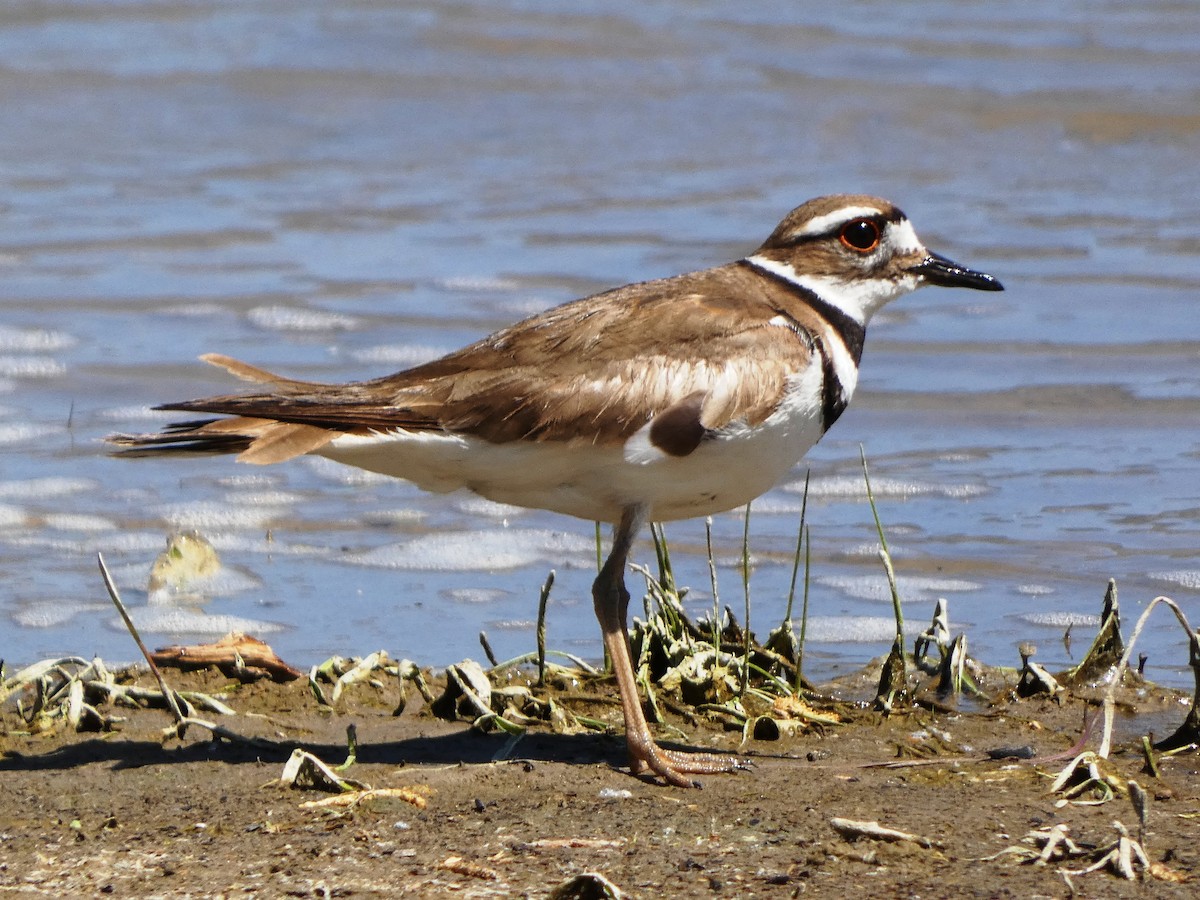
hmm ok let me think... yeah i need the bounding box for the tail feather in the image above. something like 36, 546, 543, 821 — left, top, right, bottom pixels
107, 422, 255, 457
107, 415, 337, 464
106, 353, 352, 464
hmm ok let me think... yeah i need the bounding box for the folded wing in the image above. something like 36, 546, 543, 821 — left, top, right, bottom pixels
109, 268, 816, 465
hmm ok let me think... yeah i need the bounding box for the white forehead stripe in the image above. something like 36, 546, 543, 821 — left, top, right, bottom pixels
886, 219, 922, 255
796, 205, 886, 236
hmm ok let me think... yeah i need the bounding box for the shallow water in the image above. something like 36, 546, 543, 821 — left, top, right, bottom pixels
2, 1, 1199, 687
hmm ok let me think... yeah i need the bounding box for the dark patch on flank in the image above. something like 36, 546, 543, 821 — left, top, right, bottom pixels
648, 392, 708, 457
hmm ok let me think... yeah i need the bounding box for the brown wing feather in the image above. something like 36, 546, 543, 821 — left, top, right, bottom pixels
381, 266, 815, 443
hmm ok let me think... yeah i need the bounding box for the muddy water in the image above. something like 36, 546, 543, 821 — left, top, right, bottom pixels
2, 2, 1199, 687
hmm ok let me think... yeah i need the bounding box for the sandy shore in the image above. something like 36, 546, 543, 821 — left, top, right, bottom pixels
2, 655, 1197, 898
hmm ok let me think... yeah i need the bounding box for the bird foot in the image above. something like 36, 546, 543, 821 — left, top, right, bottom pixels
628, 743, 752, 788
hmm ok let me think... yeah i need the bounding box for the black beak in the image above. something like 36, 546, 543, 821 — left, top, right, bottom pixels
912, 252, 1004, 291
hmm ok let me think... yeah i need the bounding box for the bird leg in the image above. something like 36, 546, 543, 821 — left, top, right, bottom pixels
593, 505, 747, 787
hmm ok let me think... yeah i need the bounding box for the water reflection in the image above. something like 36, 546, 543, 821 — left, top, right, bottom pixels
1, 2, 1198, 686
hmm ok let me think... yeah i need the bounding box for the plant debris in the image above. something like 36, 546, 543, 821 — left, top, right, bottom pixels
829, 817, 938, 849
279, 748, 368, 793
299, 786, 430, 811
6, 517, 1200, 895
152, 632, 304, 682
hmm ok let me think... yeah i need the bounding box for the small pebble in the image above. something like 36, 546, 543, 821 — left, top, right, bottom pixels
598, 788, 633, 801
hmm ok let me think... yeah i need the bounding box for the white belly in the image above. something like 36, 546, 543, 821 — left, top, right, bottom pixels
318, 368, 829, 524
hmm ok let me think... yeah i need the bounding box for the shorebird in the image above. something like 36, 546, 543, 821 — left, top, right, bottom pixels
111, 194, 1003, 786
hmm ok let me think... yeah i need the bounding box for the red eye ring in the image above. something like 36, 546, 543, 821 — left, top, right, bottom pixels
839, 218, 881, 253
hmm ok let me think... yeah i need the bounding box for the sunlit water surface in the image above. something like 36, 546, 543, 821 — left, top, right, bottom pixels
2, 2, 1199, 688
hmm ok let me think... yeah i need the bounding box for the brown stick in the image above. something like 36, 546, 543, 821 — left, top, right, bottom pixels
151, 632, 304, 682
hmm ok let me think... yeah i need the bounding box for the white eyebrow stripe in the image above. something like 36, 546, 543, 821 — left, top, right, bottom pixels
886, 219, 923, 255
795, 206, 886, 236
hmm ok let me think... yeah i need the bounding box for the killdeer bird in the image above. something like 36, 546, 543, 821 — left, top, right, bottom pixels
111, 194, 1002, 786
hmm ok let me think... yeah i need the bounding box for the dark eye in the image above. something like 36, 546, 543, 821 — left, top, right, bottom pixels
839, 219, 881, 252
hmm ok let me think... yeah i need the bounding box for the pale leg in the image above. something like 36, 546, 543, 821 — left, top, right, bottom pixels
593, 505, 746, 787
